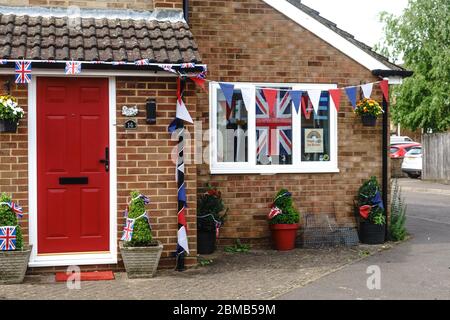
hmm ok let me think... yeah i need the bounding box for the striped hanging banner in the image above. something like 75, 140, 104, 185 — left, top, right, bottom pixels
168, 78, 190, 270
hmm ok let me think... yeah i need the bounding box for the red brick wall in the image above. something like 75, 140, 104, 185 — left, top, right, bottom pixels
0, 76, 197, 271
189, 0, 387, 244
116, 77, 197, 268
0, 77, 29, 246
154, 0, 183, 9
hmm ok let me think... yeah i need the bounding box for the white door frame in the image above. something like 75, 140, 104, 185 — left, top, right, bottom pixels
28, 75, 118, 267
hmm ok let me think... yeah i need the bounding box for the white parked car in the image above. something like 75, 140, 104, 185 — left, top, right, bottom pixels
390, 135, 414, 145
401, 147, 422, 178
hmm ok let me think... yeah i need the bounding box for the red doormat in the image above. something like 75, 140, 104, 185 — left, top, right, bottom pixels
55, 271, 115, 282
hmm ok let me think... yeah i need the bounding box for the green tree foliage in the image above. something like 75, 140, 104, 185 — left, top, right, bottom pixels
269, 189, 300, 225
376, 0, 450, 132
0, 193, 23, 250
126, 191, 153, 247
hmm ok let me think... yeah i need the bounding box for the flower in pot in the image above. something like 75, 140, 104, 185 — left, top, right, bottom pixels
354, 98, 383, 126
0, 193, 31, 284
357, 177, 386, 244
0, 95, 24, 133
197, 186, 227, 255
268, 189, 300, 251
119, 191, 163, 278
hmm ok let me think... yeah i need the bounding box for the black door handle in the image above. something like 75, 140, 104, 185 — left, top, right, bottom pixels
100, 147, 109, 172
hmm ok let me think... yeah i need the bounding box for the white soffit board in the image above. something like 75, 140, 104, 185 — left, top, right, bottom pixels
262, 0, 393, 71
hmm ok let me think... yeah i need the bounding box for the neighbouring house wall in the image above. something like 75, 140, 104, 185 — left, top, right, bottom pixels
0, 0, 183, 10
0, 75, 198, 271
190, 0, 387, 245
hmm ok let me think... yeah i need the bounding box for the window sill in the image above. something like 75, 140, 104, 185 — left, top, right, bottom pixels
210, 166, 340, 175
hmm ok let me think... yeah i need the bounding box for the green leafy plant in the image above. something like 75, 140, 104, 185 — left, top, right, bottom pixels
389, 179, 408, 241
198, 257, 213, 266
268, 189, 300, 225
0, 95, 24, 123
0, 193, 23, 250
197, 185, 227, 232
354, 98, 383, 117
358, 177, 386, 225
124, 191, 154, 247
224, 239, 250, 253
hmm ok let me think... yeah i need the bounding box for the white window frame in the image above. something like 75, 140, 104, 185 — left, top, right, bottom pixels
209, 82, 339, 174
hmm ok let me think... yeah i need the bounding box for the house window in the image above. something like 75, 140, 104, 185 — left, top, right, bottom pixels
209, 83, 338, 174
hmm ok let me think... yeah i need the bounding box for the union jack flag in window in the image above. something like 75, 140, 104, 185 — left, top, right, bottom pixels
256, 89, 293, 164
0, 226, 16, 251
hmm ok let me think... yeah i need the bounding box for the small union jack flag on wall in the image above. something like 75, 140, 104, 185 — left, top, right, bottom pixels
121, 218, 135, 242
65, 61, 82, 75
0, 226, 16, 251
15, 61, 32, 84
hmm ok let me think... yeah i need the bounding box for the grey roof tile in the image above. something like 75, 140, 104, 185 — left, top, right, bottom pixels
0, 9, 201, 63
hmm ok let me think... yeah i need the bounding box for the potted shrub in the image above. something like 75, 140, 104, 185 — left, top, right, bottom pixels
354, 98, 383, 126
197, 186, 227, 254
267, 189, 300, 251
119, 191, 163, 278
357, 177, 386, 244
0, 193, 31, 284
0, 95, 24, 133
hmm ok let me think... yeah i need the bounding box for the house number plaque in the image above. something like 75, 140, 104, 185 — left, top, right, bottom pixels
124, 119, 138, 130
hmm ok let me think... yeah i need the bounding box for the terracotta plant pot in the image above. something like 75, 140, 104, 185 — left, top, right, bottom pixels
0, 119, 18, 133
270, 224, 299, 251
119, 241, 163, 278
361, 114, 377, 126
0, 245, 32, 284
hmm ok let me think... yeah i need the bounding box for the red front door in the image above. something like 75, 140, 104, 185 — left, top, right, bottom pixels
37, 77, 110, 254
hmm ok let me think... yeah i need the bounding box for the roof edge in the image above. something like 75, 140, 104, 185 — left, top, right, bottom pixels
372, 69, 413, 78
0, 5, 185, 22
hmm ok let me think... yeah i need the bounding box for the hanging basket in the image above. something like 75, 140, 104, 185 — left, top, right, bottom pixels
0, 119, 18, 133
361, 114, 377, 127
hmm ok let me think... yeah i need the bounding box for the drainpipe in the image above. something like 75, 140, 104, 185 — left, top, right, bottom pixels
382, 95, 389, 240
183, 0, 189, 24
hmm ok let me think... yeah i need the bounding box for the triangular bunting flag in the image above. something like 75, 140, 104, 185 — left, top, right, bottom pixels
345, 86, 358, 109
289, 90, 303, 114
177, 225, 189, 254
262, 88, 278, 115
219, 83, 235, 107
240, 86, 254, 111
307, 90, 322, 115
380, 80, 389, 103
176, 98, 193, 123
328, 89, 341, 112
190, 77, 207, 93
361, 83, 373, 99
301, 95, 313, 119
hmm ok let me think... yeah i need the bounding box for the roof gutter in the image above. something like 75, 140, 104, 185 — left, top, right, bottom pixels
372, 69, 414, 78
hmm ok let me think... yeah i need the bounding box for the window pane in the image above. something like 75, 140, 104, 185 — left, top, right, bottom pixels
301, 91, 330, 162
256, 89, 293, 165
216, 88, 248, 163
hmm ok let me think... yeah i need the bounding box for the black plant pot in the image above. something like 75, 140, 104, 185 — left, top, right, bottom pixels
0, 119, 18, 133
359, 221, 385, 244
361, 114, 377, 126
197, 229, 216, 254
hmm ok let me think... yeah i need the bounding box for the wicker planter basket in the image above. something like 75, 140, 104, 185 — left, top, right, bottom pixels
119, 241, 163, 279
0, 245, 32, 284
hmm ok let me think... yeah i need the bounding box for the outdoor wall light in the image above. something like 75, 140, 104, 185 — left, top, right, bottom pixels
146, 99, 157, 124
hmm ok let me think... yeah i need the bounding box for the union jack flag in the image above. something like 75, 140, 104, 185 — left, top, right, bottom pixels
121, 218, 135, 242
0, 226, 16, 251
256, 89, 292, 158
112, 61, 127, 66
0, 60, 7, 65
158, 64, 177, 74
15, 61, 32, 84
134, 59, 149, 66
10, 202, 23, 218
65, 61, 82, 75
180, 63, 195, 69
